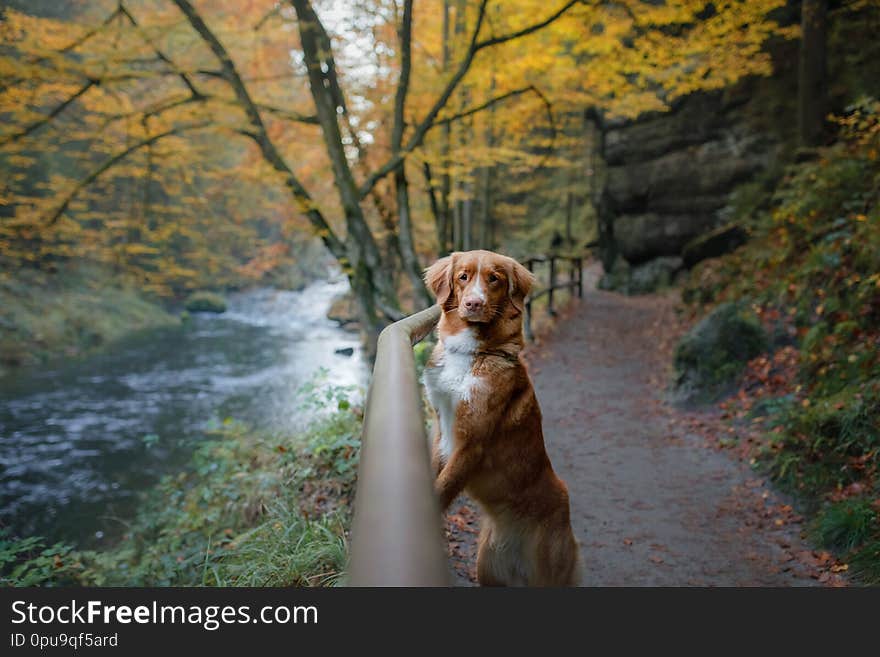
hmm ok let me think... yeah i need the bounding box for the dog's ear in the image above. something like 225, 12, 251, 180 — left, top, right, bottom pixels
424, 253, 458, 309
505, 258, 535, 314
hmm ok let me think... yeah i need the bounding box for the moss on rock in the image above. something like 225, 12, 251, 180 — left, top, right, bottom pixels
184, 291, 227, 314
0, 266, 177, 375
673, 302, 767, 404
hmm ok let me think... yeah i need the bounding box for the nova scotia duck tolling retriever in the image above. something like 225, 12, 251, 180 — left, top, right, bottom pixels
422, 249, 579, 586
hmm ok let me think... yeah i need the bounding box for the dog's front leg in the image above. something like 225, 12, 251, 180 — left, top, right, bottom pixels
430, 420, 444, 478
435, 440, 483, 510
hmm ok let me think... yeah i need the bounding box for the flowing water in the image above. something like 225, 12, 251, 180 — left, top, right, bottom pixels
0, 276, 366, 546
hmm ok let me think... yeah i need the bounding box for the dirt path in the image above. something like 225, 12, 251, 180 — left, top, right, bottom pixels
445, 280, 836, 586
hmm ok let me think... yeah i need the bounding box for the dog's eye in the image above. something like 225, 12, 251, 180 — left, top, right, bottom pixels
458, 273, 468, 282
488, 274, 498, 284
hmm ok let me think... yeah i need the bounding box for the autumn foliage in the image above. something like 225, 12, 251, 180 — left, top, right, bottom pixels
1, 0, 796, 318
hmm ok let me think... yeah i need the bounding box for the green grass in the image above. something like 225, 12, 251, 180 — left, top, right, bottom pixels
761, 382, 880, 497
0, 382, 362, 588
813, 499, 878, 553
0, 264, 177, 374
849, 539, 880, 585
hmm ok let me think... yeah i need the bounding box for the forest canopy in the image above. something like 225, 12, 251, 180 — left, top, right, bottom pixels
1, 0, 799, 338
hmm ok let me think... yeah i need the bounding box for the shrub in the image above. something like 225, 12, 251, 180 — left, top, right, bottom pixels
682, 99, 880, 582
814, 498, 877, 552
184, 291, 227, 313
673, 302, 767, 403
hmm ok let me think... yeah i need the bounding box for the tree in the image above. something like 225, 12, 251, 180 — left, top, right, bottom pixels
798, 0, 829, 147
1, 0, 585, 351
1, 0, 800, 351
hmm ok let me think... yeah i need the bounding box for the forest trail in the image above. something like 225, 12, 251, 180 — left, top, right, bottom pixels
445, 271, 835, 586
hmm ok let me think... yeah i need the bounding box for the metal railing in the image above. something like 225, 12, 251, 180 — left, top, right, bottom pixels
347, 253, 586, 585
347, 304, 448, 586
523, 253, 585, 341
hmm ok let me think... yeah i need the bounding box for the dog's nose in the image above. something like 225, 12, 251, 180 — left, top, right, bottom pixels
463, 297, 484, 312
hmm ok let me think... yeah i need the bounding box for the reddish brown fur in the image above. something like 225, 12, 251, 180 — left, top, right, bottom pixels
423, 250, 580, 586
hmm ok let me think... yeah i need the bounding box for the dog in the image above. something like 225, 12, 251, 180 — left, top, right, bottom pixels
422, 249, 579, 586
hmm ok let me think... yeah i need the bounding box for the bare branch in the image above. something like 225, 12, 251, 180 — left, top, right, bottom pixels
0, 79, 96, 147
117, 2, 202, 98
253, 4, 282, 30
252, 103, 319, 124
0, 5, 122, 93
359, 0, 579, 199
46, 122, 211, 225
432, 85, 536, 127
475, 0, 580, 50
95, 92, 207, 131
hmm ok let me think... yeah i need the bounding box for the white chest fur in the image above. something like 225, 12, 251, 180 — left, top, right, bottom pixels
423, 329, 482, 461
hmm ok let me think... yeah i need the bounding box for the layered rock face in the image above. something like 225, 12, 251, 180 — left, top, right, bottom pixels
597, 4, 880, 294
604, 93, 782, 265
598, 48, 799, 290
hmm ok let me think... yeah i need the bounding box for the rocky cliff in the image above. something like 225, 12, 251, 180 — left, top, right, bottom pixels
597, 4, 880, 293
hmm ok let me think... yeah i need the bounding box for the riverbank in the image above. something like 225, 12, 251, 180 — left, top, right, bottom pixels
1, 277, 366, 546
0, 265, 178, 378
1, 390, 361, 587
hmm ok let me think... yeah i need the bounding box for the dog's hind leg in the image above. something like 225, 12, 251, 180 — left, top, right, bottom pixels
530, 522, 580, 587
476, 520, 531, 586
476, 521, 507, 586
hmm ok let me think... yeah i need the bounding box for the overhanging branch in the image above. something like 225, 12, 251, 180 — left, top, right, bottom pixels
358, 0, 580, 200
432, 85, 537, 127
45, 121, 211, 225
0, 79, 96, 147
171, 0, 345, 258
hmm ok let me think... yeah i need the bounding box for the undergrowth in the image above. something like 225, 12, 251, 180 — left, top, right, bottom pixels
684, 98, 880, 583
1, 382, 362, 587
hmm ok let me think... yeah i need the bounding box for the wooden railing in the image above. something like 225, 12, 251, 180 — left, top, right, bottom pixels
523, 253, 585, 341
347, 305, 448, 586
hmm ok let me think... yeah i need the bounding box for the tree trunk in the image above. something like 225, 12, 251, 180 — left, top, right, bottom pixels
590, 107, 617, 270
291, 0, 401, 339
423, 161, 445, 252
438, 0, 454, 255
479, 165, 492, 249
391, 0, 432, 307
395, 164, 432, 306
798, 0, 828, 147
478, 66, 496, 250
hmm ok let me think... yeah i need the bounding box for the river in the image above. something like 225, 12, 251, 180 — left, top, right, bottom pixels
0, 276, 366, 547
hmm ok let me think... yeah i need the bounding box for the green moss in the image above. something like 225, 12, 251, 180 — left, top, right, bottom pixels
0, 265, 177, 374
183, 291, 227, 314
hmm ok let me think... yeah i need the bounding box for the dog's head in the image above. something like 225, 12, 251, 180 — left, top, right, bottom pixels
424, 250, 535, 323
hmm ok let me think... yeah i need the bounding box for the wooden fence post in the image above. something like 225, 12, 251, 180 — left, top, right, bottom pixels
577, 257, 584, 298
524, 258, 534, 341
